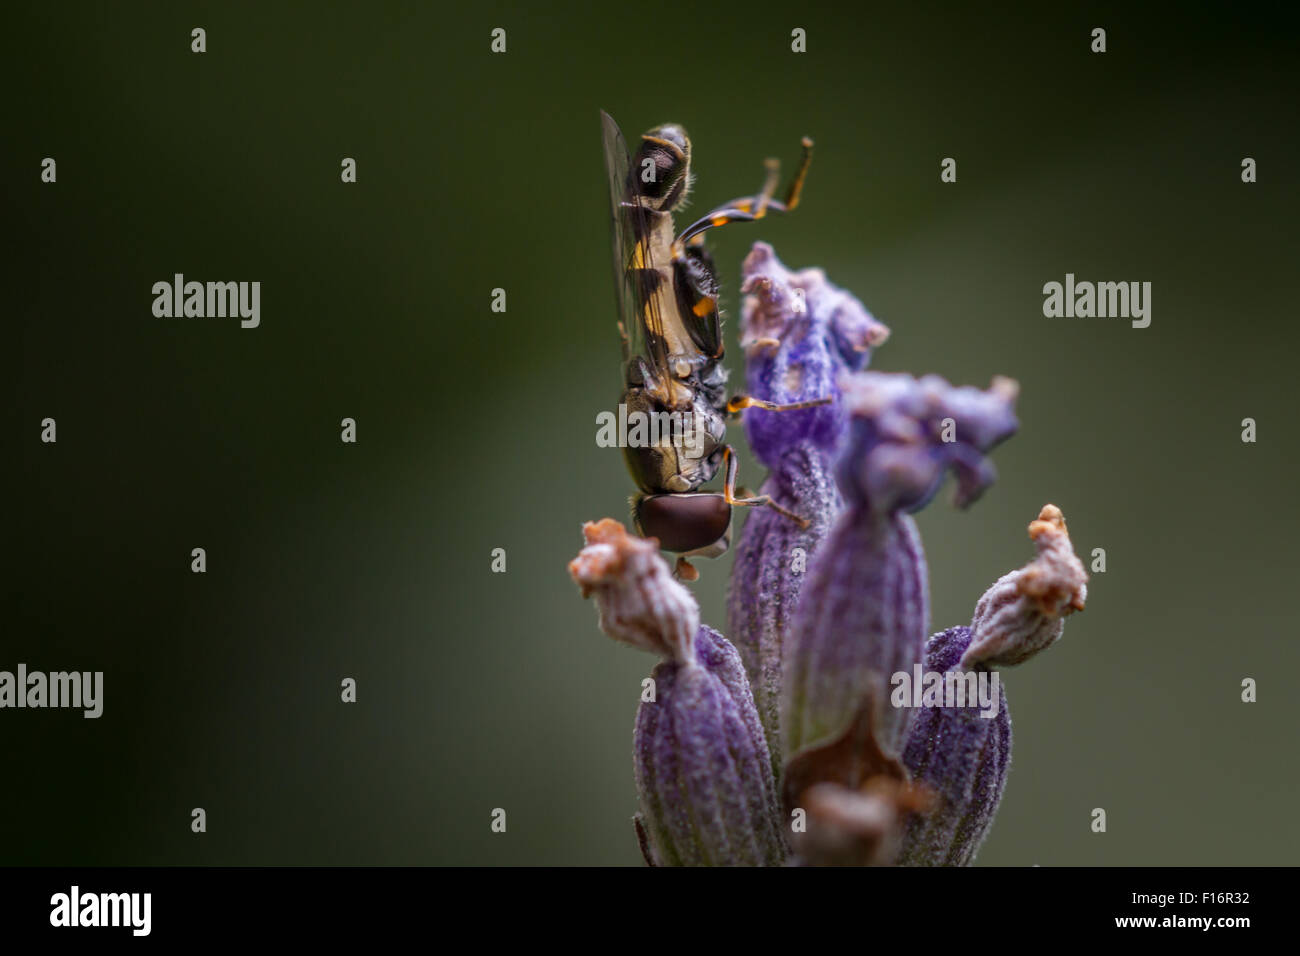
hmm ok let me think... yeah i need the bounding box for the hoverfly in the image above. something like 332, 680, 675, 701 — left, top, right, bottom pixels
600, 111, 827, 579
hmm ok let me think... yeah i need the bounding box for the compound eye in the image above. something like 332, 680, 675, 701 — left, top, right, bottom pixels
633, 145, 686, 201
635, 493, 731, 554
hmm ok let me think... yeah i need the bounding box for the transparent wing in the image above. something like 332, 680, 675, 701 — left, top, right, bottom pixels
601, 110, 671, 392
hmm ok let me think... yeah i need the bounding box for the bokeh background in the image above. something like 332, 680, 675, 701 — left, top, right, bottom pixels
4, 2, 1298, 865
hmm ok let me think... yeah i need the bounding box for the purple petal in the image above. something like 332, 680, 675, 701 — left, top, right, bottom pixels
837, 372, 1019, 515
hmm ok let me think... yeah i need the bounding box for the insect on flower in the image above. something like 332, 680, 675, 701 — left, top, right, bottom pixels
600, 110, 827, 579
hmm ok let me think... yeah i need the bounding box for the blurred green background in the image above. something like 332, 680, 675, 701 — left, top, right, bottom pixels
4, 1, 1297, 865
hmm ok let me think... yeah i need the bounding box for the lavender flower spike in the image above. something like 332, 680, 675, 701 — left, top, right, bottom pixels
898, 505, 1088, 866
727, 243, 890, 771
570, 519, 785, 866
782, 372, 1020, 762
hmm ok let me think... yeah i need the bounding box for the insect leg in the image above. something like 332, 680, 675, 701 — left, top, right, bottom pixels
673, 245, 724, 358
726, 395, 833, 416
780, 136, 815, 210
671, 137, 814, 250
721, 445, 809, 528
673, 205, 763, 250
752, 157, 782, 217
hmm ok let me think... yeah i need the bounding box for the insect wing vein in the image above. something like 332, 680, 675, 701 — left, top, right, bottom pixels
601, 110, 671, 393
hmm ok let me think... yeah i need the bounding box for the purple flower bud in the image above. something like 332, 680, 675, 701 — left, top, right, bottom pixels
896, 625, 1009, 867
727, 244, 888, 771
570, 519, 784, 866
782, 372, 1019, 760
899, 505, 1088, 865
635, 626, 786, 866
836, 372, 1021, 515
737, 242, 890, 464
